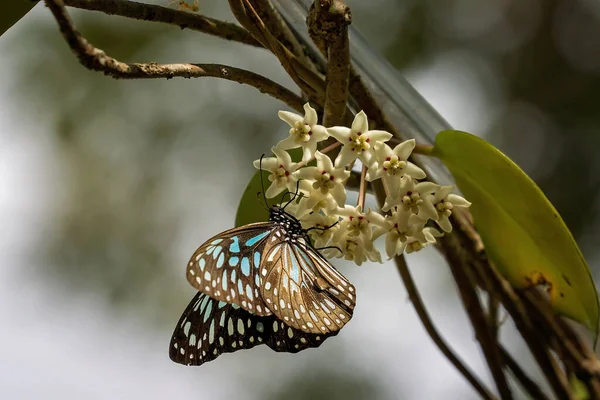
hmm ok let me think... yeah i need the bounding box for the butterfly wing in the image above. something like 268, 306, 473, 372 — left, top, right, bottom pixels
169, 292, 337, 366
260, 234, 356, 335
186, 223, 273, 316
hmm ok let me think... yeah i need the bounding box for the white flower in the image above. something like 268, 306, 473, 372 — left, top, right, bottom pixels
406, 227, 443, 253
253, 147, 299, 199
382, 176, 438, 218
366, 140, 427, 194
276, 103, 329, 163
300, 213, 340, 249
336, 205, 386, 241
294, 151, 349, 211
425, 185, 472, 232
330, 227, 382, 266
372, 209, 425, 258
327, 111, 392, 168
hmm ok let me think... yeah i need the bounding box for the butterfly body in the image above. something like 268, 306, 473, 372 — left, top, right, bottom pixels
170, 205, 355, 366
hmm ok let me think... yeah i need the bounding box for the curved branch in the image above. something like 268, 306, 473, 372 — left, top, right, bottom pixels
62, 0, 262, 47
44, 0, 304, 112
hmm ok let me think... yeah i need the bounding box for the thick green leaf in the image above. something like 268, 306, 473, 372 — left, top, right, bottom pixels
235, 170, 271, 227
1, 1, 38, 38
433, 130, 599, 335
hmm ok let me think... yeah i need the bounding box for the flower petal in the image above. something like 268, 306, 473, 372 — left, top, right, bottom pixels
385, 234, 398, 258
331, 184, 347, 206
367, 129, 393, 143
418, 201, 439, 221
335, 146, 359, 168
265, 181, 283, 198
436, 215, 453, 233
448, 194, 472, 207
327, 126, 351, 142
435, 185, 455, 201
351, 111, 369, 133
302, 142, 318, 164
272, 147, 293, 168
303, 103, 318, 126
394, 139, 416, 160
276, 135, 300, 150
294, 166, 318, 180
311, 125, 329, 141
404, 162, 427, 179
278, 110, 302, 127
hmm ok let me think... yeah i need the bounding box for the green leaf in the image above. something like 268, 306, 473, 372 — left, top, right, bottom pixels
235, 170, 270, 227
1, 1, 38, 38
433, 130, 599, 336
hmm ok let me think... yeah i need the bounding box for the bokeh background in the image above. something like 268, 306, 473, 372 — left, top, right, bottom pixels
1, 0, 599, 399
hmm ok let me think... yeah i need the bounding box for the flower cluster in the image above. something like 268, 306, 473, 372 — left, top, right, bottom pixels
253, 103, 471, 265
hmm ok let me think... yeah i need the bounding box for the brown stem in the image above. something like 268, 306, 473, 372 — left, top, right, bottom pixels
439, 234, 513, 399
62, 0, 261, 47
393, 255, 497, 400
43, 0, 304, 112
466, 244, 575, 399
357, 164, 367, 210
251, 0, 307, 59
308, 0, 351, 126
500, 346, 551, 400
229, 0, 326, 105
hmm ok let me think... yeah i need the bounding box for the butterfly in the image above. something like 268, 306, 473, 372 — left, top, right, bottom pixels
170, 165, 356, 366
169, 291, 338, 366
184, 203, 356, 335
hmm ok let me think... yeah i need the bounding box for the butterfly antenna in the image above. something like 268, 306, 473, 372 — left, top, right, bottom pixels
315, 245, 343, 256
255, 191, 270, 212
258, 154, 270, 209
282, 180, 302, 210
305, 220, 340, 233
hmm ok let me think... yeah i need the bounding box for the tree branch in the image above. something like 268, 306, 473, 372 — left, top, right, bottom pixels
229, 0, 327, 105
393, 254, 497, 400
61, 0, 262, 47
369, 181, 496, 399
501, 346, 550, 400
308, 0, 351, 126
43, 0, 304, 112
439, 233, 513, 399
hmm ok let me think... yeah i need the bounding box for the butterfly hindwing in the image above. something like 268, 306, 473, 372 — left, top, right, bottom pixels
259, 232, 356, 335
186, 223, 273, 316
169, 292, 336, 366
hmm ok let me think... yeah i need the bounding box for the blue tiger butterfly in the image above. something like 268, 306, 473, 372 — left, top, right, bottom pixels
170, 163, 356, 366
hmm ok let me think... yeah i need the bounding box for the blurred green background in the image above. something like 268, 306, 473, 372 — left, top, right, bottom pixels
1, 1, 599, 399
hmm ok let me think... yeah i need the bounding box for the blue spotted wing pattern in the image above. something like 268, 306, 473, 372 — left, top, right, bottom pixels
186, 223, 273, 316
260, 229, 356, 334
169, 292, 337, 366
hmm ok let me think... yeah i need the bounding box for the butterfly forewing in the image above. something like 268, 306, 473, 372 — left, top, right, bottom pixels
169, 292, 336, 366
260, 235, 355, 335
186, 223, 273, 316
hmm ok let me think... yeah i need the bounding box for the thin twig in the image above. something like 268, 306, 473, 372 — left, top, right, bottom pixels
62, 0, 262, 47
229, 0, 327, 105
500, 346, 551, 400
252, 0, 306, 59
467, 246, 575, 399
439, 234, 513, 399
393, 254, 497, 400
357, 164, 367, 210
43, 0, 304, 112
368, 180, 496, 399
521, 290, 600, 397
